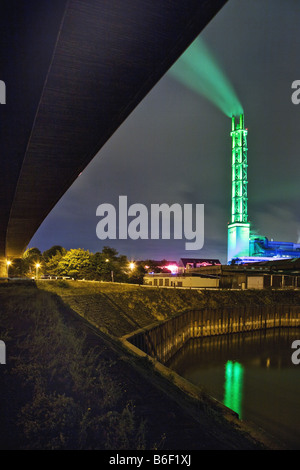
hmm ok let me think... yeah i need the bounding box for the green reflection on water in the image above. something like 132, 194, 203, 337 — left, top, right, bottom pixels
224, 361, 244, 418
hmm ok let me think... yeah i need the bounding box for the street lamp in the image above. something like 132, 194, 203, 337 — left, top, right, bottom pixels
6, 260, 11, 277
35, 263, 40, 279
129, 262, 135, 271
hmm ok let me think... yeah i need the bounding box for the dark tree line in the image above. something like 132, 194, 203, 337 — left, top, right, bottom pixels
7, 246, 146, 284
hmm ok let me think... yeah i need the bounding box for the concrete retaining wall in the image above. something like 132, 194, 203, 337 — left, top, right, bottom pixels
125, 304, 300, 363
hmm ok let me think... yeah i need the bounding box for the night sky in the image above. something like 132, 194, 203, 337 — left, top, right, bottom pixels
30, 0, 300, 264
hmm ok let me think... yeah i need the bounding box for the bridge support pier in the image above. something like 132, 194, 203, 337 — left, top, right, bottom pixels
0, 258, 7, 278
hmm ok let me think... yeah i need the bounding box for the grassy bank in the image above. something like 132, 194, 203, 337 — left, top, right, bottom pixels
0, 284, 147, 450
38, 280, 300, 337
1, 280, 293, 450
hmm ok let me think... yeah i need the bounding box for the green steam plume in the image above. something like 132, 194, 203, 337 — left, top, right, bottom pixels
169, 37, 243, 117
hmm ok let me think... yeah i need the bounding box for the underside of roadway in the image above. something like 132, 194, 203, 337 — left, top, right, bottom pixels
33, 279, 297, 450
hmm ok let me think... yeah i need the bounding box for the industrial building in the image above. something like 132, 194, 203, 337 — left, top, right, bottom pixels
178, 258, 221, 270
227, 113, 300, 264
143, 258, 221, 288
143, 258, 300, 290
143, 272, 219, 289
143, 113, 300, 290
188, 258, 300, 289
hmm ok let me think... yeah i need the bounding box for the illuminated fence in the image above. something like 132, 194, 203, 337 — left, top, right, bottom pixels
127, 304, 300, 363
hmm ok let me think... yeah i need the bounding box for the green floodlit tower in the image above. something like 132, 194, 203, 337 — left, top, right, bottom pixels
227, 113, 250, 263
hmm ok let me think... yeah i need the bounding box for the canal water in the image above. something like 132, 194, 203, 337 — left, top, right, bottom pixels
166, 328, 300, 449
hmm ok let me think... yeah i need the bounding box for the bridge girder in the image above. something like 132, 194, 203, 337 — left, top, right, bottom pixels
0, 0, 227, 274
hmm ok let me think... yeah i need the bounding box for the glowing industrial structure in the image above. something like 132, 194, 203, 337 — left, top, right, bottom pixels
227, 113, 300, 264
227, 114, 250, 262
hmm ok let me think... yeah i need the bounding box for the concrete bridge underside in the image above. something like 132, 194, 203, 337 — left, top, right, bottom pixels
0, 0, 227, 276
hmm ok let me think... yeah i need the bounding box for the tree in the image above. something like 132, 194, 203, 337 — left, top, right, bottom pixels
101, 246, 119, 262
43, 246, 67, 277
6, 258, 24, 278
57, 249, 92, 279
94, 252, 116, 282
43, 246, 66, 262
127, 264, 146, 284
45, 252, 65, 276
17, 245, 145, 284
22, 247, 43, 277
23, 247, 42, 262
93, 247, 129, 282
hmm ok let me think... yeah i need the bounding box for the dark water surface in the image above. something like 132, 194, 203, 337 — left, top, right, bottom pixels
166, 328, 300, 449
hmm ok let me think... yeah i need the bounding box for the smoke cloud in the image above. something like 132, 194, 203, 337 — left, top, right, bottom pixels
169, 37, 243, 117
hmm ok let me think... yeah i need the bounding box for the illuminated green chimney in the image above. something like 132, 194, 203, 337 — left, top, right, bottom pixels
227, 113, 250, 262
230, 113, 248, 223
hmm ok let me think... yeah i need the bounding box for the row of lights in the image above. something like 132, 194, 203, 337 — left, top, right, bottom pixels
5, 259, 135, 278
105, 258, 136, 271
6, 260, 41, 278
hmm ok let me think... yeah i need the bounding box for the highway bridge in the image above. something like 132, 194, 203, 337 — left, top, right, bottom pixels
0, 0, 227, 276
